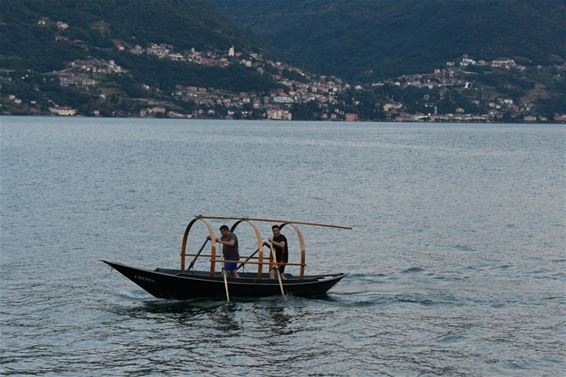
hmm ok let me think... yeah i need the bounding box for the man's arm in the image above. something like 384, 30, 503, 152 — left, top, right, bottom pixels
221, 235, 236, 247
269, 238, 286, 248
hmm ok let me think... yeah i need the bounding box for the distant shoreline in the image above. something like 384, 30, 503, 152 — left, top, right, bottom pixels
2, 114, 564, 125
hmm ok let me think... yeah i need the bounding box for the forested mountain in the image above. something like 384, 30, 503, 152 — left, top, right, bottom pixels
0, 0, 292, 117
212, 0, 566, 81
1, 0, 564, 121
0, 0, 276, 91
1, 0, 271, 71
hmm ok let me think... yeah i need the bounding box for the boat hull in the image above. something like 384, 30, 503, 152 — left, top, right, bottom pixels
102, 261, 345, 300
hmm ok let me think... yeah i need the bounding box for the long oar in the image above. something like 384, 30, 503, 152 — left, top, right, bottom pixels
222, 269, 230, 302
269, 243, 286, 301
187, 237, 210, 271
237, 241, 270, 271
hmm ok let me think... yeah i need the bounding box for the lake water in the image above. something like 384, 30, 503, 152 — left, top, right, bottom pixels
1, 116, 564, 376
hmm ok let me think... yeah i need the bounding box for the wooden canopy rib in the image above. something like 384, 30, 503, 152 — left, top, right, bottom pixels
229, 219, 265, 278
181, 217, 217, 274
195, 215, 352, 230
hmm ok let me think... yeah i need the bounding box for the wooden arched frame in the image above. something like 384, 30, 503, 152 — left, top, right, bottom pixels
230, 220, 265, 278
280, 223, 306, 278
181, 217, 217, 275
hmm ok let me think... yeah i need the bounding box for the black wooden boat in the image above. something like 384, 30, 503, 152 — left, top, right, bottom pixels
102, 260, 345, 299
104, 215, 351, 300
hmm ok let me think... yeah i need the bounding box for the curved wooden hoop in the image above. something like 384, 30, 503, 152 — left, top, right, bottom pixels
280, 223, 306, 278
230, 220, 265, 278
181, 217, 217, 275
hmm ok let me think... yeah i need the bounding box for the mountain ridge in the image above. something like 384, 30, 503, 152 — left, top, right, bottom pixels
211, 0, 566, 81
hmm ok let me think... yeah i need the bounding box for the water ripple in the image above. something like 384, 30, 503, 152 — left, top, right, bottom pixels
2, 118, 564, 376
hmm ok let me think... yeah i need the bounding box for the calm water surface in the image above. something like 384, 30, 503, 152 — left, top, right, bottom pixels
1, 117, 564, 376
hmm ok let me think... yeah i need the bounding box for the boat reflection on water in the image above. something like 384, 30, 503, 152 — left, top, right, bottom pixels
266, 306, 291, 335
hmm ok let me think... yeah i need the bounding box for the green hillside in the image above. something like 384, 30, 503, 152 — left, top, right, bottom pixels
212, 0, 566, 81
0, 0, 274, 91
